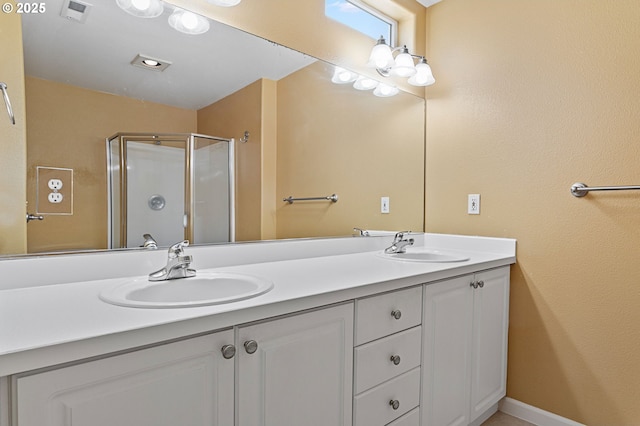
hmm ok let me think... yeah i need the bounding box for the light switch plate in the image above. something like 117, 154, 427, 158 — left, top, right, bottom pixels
468, 194, 480, 215
381, 196, 390, 214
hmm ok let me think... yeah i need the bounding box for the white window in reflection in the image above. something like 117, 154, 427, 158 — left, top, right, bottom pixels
325, 0, 397, 45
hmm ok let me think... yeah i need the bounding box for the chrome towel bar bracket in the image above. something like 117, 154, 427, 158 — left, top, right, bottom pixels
0, 82, 15, 125
283, 194, 338, 204
571, 182, 640, 197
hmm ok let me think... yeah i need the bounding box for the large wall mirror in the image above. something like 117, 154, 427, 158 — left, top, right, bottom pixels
8, 0, 425, 257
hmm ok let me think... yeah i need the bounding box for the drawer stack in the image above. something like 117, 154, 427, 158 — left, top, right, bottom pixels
353, 285, 423, 426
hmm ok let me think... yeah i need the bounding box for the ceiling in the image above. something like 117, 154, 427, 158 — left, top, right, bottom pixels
21, 0, 316, 110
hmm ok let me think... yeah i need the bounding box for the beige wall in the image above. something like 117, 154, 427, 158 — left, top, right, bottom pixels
426, 1, 640, 424
0, 4, 27, 255
197, 79, 277, 241
26, 77, 196, 252
276, 61, 424, 238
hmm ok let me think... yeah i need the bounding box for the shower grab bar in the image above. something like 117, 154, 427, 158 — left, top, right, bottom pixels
283, 194, 338, 204
0, 82, 15, 125
571, 182, 640, 197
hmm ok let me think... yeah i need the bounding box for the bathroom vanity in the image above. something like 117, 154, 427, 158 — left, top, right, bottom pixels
0, 233, 515, 426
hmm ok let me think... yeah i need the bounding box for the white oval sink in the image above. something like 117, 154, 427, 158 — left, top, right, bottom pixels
378, 249, 469, 263
99, 272, 274, 308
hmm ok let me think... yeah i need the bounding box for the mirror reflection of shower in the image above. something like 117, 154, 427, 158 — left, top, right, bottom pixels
107, 133, 235, 249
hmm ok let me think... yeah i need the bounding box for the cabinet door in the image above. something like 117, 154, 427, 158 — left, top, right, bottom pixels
469, 267, 510, 420
237, 303, 354, 426
422, 275, 474, 426
13, 331, 235, 426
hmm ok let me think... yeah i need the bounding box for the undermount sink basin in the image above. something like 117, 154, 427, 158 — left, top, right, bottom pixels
378, 248, 470, 263
99, 272, 274, 308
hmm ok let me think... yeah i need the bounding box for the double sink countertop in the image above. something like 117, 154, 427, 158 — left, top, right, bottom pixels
0, 233, 516, 376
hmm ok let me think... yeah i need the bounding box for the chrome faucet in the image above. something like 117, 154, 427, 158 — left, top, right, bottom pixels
384, 231, 414, 254
149, 240, 196, 281
141, 233, 158, 249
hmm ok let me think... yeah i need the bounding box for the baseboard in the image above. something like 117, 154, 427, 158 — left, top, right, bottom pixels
499, 397, 585, 426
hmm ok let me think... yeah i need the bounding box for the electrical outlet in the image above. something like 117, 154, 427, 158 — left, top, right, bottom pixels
381, 196, 390, 214
48, 192, 64, 204
48, 179, 63, 190
468, 194, 480, 215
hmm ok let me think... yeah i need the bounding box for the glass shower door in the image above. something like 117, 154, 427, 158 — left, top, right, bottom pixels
191, 135, 235, 244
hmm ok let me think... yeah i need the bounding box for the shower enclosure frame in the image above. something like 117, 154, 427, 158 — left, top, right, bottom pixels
106, 132, 235, 249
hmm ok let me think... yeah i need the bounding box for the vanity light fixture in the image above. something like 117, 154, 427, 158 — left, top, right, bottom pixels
373, 82, 399, 97
331, 67, 358, 84
115, 0, 164, 18
368, 36, 435, 86
168, 7, 211, 35
353, 75, 378, 91
131, 54, 172, 72
207, 0, 242, 6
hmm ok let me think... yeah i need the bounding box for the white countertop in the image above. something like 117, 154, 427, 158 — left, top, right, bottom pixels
0, 234, 515, 376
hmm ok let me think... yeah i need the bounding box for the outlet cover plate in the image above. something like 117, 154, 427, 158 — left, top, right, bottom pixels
37, 167, 73, 215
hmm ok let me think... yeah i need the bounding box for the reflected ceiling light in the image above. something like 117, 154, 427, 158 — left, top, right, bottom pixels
168, 7, 210, 35
368, 36, 435, 87
115, 0, 164, 18
131, 53, 172, 71
373, 82, 399, 97
353, 76, 378, 90
207, 0, 242, 6
331, 67, 358, 84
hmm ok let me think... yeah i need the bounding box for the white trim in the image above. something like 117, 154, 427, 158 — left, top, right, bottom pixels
499, 397, 586, 426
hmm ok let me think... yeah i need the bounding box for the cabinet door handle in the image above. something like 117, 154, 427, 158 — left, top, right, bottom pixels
470, 281, 477, 289
244, 340, 258, 354
221, 344, 236, 359
477, 280, 484, 288
389, 399, 400, 410
390, 309, 402, 320
390, 355, 401, 365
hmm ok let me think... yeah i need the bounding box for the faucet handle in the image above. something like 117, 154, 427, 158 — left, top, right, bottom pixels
393, 231, 411, 241
168, 240, 189, 257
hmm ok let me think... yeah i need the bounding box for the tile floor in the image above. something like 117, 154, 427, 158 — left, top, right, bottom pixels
482, 411, 536, 426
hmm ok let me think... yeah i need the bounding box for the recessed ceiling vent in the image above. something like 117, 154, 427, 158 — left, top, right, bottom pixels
60, 0, 93, 23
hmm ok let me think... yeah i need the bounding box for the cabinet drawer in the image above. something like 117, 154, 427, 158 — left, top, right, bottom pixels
353, 367, 420, 426
388, 407, 420, 426
355, 286, 422, 345
354, 326, 421, 394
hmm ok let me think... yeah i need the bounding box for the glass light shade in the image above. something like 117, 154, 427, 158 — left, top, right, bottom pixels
116, 0, 163, 18
353, 76, 378, 90
408, 60, 435, 86
207, 0, 241, 6
373, 83, 399, 97
367, 43, 394, 70
168, 8, 210, 35
331, 67, 358, 84
392, 50, 417, 77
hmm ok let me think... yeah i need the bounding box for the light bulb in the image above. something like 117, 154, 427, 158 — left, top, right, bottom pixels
353, 76, 378, 90
331, 67, 357, 84
116, 0, 163, 17
181, 11, 198, 29
408, 59, 435, 86
392, 47, 416, 77
373, 83, 399, 97
131, 0, 150, 11
168, 8, 210, 35
367, 37, 394, 70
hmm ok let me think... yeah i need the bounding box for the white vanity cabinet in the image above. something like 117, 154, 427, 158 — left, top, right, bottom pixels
421, 266, 510, 426
353, 285, 423, 426
12, 330, 235, 426
236, 302, 354, 425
